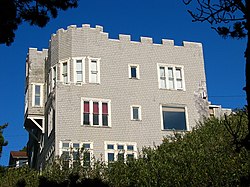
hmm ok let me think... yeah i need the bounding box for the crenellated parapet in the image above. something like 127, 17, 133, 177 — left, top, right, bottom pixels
49, 24, 202, 48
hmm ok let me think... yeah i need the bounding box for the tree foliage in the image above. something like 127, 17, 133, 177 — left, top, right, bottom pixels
0, 0, 78, 46
0, 123, 8, 157
183, 0, 250, 149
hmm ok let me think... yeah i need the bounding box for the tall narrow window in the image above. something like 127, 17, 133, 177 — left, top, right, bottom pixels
175, 68, 183, 89
90, 60, 99, 83
168, 67, 174, 89
129, 64, 140, 79
83, 101, 90, 125
76, 60, 83, 83
33, 85, 42, 106
52, 66, 56, 88
102, 103, 108, 126
62, 62, 68, 83
93, 102, 99, 125
159, 67, 166, 88
131, 105, 141, 120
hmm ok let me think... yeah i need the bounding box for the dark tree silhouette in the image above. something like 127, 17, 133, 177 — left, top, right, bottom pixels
184, 0, 250, 149
0, 0, 78, 46
0, 123, 8, 157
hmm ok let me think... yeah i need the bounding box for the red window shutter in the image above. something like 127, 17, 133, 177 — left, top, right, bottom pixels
93, 102, 99, 114
84, 101, 89, 113
102, 103, 108, 114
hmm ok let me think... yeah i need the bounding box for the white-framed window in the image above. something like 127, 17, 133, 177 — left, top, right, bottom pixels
73, 57, 85, 84
82, 98, 111, 127
60, 59, 70, 84
158, 64, 185, 90
47, 107, 55, 137
59, 141, 93, 168
52, 65, 57, 88
128, 64, 140, 79
32, 84, 43, 107
160, 105, 188, 131
88, 57, 100, 84
130, 105, 142, 120
104, 141, 137, 163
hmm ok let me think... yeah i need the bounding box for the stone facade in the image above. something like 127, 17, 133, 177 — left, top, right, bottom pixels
24, 24, 208, 170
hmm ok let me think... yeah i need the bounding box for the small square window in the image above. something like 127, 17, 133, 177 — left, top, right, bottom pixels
107, 144, 114, 149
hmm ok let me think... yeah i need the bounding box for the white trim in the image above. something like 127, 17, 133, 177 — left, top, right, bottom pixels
130, 105, 142, 121
157, 63, 185, 91
81, 97, 111, 127
51, 65, 57, 89
27, 116, 45, 133
73, 57, 86, 84
128, 64, 140, 79
104, 141, 137, 162
31, 83, 44, 107
160, 104, 188, 131
88, 57, 101, 84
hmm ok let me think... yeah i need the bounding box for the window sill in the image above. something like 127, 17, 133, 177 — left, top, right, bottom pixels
159, 88, 185, 91
81, 125, 111, 128
161, 129, 188, 132
129, 77, 140, 80
131, 119, 142, 121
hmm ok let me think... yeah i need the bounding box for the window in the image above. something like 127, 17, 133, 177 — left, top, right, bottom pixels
59, 141, 93, 168
74, 58, 85, 84
82, 98, 111, 127
128, 64, 140, 79
158, 64, 185, 90
89, 58, 100, 83
32, 84, 43, 107
52, 66, 56, 88
60, 60, 70, 84
104, 141, 137, 163
161, 106, 187, 130
131, 105, 141, 120
47, 107, 54, 137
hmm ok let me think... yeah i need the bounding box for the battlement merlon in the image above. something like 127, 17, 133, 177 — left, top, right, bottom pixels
28, 48, 48, 55
50, 24, 203, 48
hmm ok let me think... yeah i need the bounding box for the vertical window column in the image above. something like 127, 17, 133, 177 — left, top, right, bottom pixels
89, 58, 100, 84
32, 84, 43, 107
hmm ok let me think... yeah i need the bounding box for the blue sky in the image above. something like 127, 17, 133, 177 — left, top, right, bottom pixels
0, 1, 246, 166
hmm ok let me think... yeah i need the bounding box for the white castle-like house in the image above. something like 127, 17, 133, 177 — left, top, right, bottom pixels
24, 24, 209, 170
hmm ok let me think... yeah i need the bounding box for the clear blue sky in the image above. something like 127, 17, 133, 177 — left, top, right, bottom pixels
0, 0, 246, 166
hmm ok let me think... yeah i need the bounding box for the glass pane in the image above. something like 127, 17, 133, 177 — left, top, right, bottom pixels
160, 79, 166, 88
35, 85, 40, 95
118, 145, 124, 150
176, 80, 182, 89
102, 103, 108, 114
63, 63, 67, 74
84, 101, 89, 113
127, 154, 134, 160
83, 143, 90, 149
133, 107, 139, 120
73, 143, 79, 148
107, 144, 114, 149
93, 114, 99, 125
127, 145, 134, 151
83, 113, 90, 125
102, 114, 108, 126
76, 60, 82, 70
93, 102, 99, 114
35, 96, 40, 106
162, 109, 186, 130
160, 67, 165, 77
61, 151, 69, 160
168, 79, 174, 89
168, 67, 173, 78
62, 143, 69, 148
76, 72, 82, 82
175, 68, 182, 79
118, 153, 124, 162
83, 152, 90, 166
108, 153, 114, 162
90, 60, 97, 71
90, 73, 97, 83
131, 67, 137, 78
73, 151, 79, 160
63, 75, 68, 83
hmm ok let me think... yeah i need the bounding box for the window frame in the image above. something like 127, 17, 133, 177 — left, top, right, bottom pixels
52, 65, 57, 89
32, 83, 43, 107
81, 98, 111, 127
157, 63, 185, 91
104, 141, 137, 163
73, 57, 86, 85
130, 105, 142, 121
60, 59, 70, 84
128, 64, 140, 79
88, 57, 101, 84
160, 104, 189, 131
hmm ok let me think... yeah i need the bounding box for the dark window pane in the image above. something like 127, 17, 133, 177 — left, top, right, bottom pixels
118, 145, 124, 150
84, 101, 89, 113
133, 107, 139, 120
162, 109, 186, 130
62, 143, 69, 148
118, 153, 124, 162
102, 103, 108, 114
93, 102, 99, 114
127, 154, 134, 160
108, 153, 114, 162
107, 144, 114, 149
83, 113, 90, 125
102, 114, 108, 126
83, 152, 90, 167
73, 143, 79, 148
93, 114, 99, 125
61, 151, 69, 160
73, 151, 79, 160
83, 144, 90, 149
127, 145, 134, 151
131, 67, 137, 78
